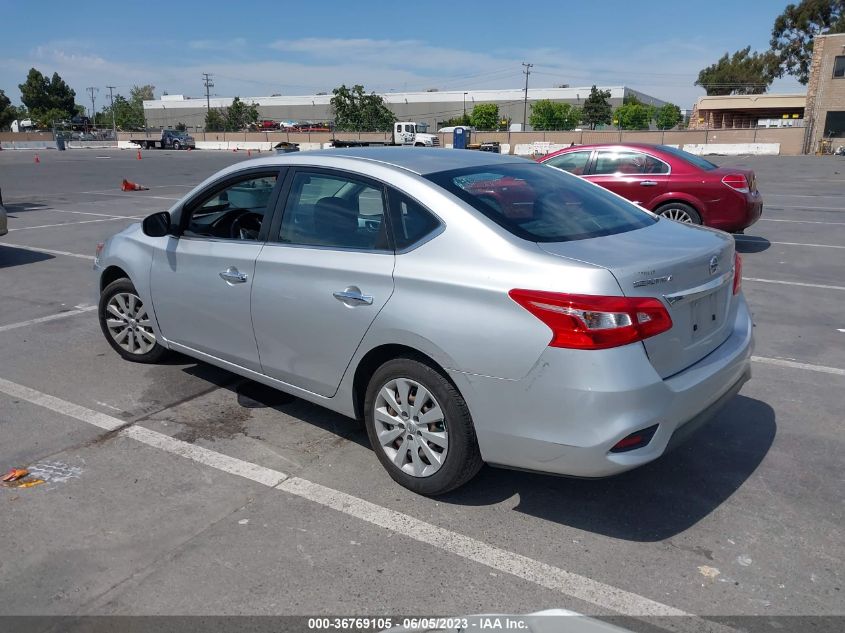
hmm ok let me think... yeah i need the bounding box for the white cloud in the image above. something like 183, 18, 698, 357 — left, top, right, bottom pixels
0, 36, 802, 109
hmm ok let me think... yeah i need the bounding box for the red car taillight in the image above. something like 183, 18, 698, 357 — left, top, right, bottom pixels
509, 290, 673, 350
733, 253, 743, 295
721, 173, 750, 194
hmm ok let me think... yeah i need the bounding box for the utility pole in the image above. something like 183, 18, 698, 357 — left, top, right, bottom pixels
463, 92, 468, 123
521, 63, 533, 130
86, 86, 98, 124
106, 85, 117, 137
202, 73, 214, 113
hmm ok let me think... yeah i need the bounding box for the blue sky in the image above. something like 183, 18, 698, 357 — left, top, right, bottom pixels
0, 0, 803, 110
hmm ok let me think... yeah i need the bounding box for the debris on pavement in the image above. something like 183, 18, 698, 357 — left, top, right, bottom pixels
1, 468, 45, 489
1, 468, 29, 482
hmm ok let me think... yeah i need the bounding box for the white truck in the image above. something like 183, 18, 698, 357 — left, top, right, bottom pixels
331, 121, 440, 148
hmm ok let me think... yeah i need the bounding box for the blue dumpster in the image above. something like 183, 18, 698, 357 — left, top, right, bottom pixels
453, 126, 470, 150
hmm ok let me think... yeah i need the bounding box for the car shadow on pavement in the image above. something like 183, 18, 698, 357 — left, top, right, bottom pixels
2, 202, 52, 213
734, 236, 771, 253
438, 395, 776, 542
0, 245, 54, 268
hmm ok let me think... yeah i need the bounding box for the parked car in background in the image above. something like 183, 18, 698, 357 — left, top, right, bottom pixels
538, 143, 763, 232
95, 148, 752, 495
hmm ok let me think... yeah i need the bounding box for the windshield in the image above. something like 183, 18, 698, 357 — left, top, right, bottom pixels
426, 162, 656, 242
656, 144, 718, 170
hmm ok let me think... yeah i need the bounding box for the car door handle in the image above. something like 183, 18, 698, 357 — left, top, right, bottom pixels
333, 288, 373, 306
639, 180, 658, 186
219, 267, 248, 284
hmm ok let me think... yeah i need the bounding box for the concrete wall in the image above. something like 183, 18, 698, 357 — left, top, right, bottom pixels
2, 127, 806, 155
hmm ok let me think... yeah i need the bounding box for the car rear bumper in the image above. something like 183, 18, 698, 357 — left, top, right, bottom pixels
449, 295, 754, 478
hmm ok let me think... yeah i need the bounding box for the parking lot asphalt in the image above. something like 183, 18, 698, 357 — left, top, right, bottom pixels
0, 148, 843, 629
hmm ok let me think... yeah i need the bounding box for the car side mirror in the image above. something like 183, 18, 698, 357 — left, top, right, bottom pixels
142, 211, 172, 237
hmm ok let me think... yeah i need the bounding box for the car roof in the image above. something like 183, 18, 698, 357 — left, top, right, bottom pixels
244, 147, 532, 176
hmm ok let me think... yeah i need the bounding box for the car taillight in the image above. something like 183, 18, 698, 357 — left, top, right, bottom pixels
733, 252, 742, 295
722, 173, 750, 194
509, 290, 673, 350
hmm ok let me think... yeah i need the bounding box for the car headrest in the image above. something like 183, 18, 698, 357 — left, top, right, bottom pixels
313, 197, 358, 237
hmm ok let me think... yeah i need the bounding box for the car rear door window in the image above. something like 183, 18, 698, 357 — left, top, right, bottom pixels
593, 150, 669, 175
544, 151, 592, 175
278, 171, 390, 250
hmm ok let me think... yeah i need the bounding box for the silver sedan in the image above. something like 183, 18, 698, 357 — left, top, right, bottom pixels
94, 148, 753, 495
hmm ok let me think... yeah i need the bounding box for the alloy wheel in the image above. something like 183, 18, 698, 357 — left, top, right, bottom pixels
660, 207, 694, 223
374, 377, 449, 477
105, 292, 156, 355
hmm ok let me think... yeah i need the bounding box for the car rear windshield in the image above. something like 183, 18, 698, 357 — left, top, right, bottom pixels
426, 163, 656, 243
657, 145, 718, 171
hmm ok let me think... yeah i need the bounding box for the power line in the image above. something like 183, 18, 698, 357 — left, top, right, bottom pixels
522, 62, 533, 129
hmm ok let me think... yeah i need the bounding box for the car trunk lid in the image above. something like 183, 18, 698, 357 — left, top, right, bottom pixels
539, 219, 737, 378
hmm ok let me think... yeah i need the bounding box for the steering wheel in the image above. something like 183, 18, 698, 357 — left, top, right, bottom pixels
229, 211, 262, 240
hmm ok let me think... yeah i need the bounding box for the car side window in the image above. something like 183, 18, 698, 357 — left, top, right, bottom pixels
593, 150, 669, 175
278, 172, 390, 250
545, 151, 591, 175
388, 190, 441, 250
183, 173, 278, 240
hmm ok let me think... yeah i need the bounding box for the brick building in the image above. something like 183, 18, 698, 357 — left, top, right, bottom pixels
803, 32, 845, 154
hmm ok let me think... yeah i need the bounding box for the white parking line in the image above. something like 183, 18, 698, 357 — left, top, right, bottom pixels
735, 237, 845, 250
9, 217, 140, 231
766, 205, 845, 211
0, 242, 95, 260
752, 356, 845, 377
745, 277, 845, 291
0, 306, 96, 333
758, 218, 845, 226
81, 192, 181, 201
0, 376, 734, 630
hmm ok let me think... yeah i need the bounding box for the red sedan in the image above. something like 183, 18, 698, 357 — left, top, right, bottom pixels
537, 143, 763, 232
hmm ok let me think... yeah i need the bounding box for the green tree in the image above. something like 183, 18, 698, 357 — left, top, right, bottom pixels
330, 84, 395, 132
129, 84, 155, 104
0, 89, 22, 130
614, 103, 653, 130
529, 100, 581, 130
469, 103, 499, 130
695, 47, 777, 95
205, 108, 227, 132
771, 0, 845, 84
438, 114, 471, 128
581, 86, 612, 130
655, 103, 682, 129
18, 68, 77, 120
226, 97, 259, 130
35, 107, 73, 128
97, 94, 146, 130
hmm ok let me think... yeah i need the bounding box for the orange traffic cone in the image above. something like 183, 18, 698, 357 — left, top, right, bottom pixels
34, 154, 40, 164
247, 149, 251, 157
137, 149, 142, 160
233, 148, 238, 152
121, 179, 149, 192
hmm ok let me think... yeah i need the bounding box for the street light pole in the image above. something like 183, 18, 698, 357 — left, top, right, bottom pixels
463, 92, 468, 123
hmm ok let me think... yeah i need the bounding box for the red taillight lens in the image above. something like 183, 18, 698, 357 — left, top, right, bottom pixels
721, 173, 750, 194
733, 252, 742, 295
509, 290, 673, 350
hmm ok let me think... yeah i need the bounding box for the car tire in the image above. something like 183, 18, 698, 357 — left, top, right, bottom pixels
364, 357, 483, 495
98, 278, 169, 363
173, 141, 181, 150
655, 202, 702, 224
